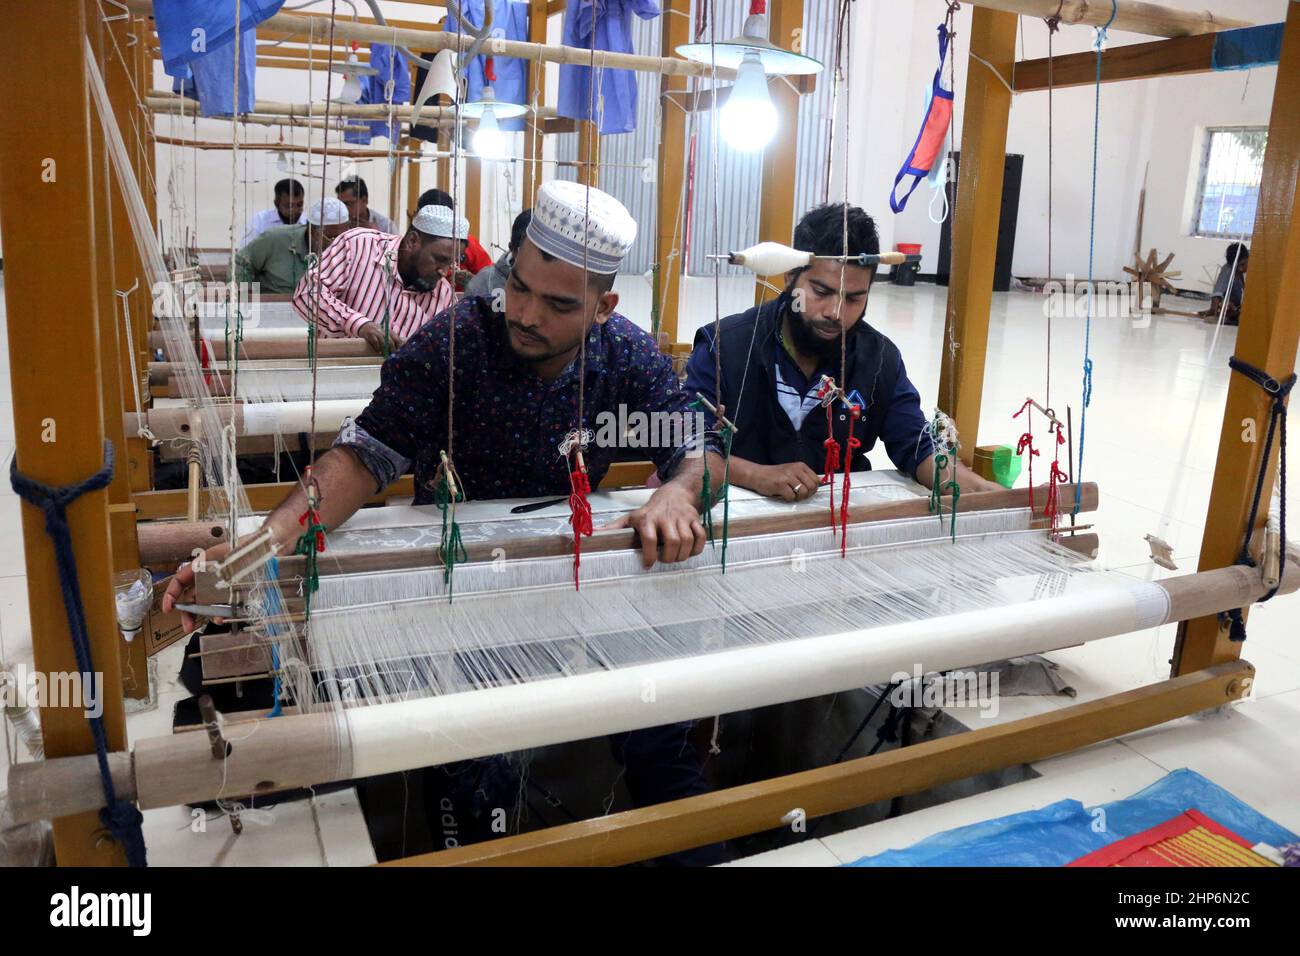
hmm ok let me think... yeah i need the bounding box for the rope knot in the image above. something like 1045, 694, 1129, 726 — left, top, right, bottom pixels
9, 442, 116, 531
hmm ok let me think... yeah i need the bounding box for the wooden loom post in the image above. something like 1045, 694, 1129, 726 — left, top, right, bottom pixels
523, 0, 549, 205
86, 6, 149, 700
0, 0, 129, 865
654, 0, 690, 344
577, 120, 601, 189
405, 136, 421, 227
936, 6, 1017, 466
107, 6, 155, 497
753, 0, 804, 307
465, 155, 482, 238
1173, 3, 1300, 676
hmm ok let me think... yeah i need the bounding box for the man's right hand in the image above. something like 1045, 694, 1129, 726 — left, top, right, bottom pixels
751, 461, 821, 502
358, 322, 389, 353
162, 542, 232, 632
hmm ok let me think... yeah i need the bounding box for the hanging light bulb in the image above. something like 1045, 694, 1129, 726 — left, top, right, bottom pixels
720, 50, 777, 152
675, 2, 821, 153
472, 105, 508, 161
461, 87, 527, 163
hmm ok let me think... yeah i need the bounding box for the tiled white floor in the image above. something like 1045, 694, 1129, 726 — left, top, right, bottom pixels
1, 275, 1297, 867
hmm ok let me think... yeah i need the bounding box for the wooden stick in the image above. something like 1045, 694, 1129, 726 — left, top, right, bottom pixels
960, 0, 1249, 38
195, 483, 1100, 590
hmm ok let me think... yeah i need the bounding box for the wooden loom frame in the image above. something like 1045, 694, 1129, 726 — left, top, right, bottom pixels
0, 0, 1295, 867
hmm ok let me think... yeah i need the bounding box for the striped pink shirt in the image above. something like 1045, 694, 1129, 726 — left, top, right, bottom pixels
292, 228, 454, 340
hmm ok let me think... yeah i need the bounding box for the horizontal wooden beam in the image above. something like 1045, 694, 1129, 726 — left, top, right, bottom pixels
962, 0, 1248, 38
1014, 32, 1216, 91
383, 660, 1254, 866
134, 475, 416, 521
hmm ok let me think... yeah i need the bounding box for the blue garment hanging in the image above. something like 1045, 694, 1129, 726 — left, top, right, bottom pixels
153, 0, 285, 74
444, 0, 531, 131
557, 0, 660, 135
345, 44, 412, 145
181, 27, 256, 117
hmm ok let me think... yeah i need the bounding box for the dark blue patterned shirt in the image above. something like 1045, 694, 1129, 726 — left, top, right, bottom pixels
341, 295, 707, 504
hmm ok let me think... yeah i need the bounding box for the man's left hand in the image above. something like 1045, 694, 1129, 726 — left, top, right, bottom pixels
602, 484, 707, 568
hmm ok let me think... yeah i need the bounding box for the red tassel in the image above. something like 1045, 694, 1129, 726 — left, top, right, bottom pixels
568, 467, 593, 589
1044, 426, 1068, 530
1013, 400, 1041, 512
821, 395, 841, 531
840, 406, 862, 558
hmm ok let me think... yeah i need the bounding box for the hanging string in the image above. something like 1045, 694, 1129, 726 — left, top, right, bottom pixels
1045, 5, 1062, 409
1074, 0, 1116, 515
566, 0, 601, 585
307, 3, 342, 472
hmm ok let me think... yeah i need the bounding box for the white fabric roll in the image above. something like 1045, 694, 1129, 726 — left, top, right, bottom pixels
346, 579, 1168, 777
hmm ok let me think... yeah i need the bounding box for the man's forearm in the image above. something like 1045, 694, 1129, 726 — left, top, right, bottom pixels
262, 446, 380, 547
915, 452, 998, 493
659, 451, 726, 508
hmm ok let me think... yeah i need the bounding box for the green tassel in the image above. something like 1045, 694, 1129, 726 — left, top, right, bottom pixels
434, 471, 467, 598
929, 452, 948, 519
294, 520, 326, 620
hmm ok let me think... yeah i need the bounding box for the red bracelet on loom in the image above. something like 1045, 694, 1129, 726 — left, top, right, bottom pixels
568, 464, 593, 590
840, 406, 862, 558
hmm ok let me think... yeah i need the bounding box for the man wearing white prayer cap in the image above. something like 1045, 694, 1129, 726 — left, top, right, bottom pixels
291, 201, 461, 350
235, 196, 350, 295
173, 180, 729, 864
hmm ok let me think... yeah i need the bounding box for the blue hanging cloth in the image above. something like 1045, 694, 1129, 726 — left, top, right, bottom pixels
557, 0, 661, 135
890, 24, 954, 214
345, 44, 412, 145
444, 0, 531, 131
153, 0, 285, 74
182, 28, 256, 117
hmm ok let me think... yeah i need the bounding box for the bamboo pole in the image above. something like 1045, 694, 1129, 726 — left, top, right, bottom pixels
148, 95, 558, 123
152, 135, 421, 156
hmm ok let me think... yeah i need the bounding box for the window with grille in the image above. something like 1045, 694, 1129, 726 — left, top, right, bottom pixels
1192, 127, 1267, 239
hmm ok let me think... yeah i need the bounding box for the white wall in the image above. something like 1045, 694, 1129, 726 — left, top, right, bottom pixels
856, 0, 1286, 293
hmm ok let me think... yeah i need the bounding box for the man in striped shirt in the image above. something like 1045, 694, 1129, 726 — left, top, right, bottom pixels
292, 204, 466, 351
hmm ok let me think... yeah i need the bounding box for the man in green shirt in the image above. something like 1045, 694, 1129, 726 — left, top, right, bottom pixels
235, 197, 350, 293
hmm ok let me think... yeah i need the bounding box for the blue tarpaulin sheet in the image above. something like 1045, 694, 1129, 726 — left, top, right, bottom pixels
846, 769, 1296, 867
1213, 24, 1284, 72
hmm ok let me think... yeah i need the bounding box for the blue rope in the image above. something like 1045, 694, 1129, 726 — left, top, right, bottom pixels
264, 557, 284, 718
1074, 0, 1117, 515
9, 441, 147, 867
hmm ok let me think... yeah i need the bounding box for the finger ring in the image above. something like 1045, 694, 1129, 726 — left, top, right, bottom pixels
793, 483, 803, 493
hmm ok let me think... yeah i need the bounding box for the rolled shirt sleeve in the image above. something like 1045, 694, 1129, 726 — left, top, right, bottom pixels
337, 328, 447, 490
